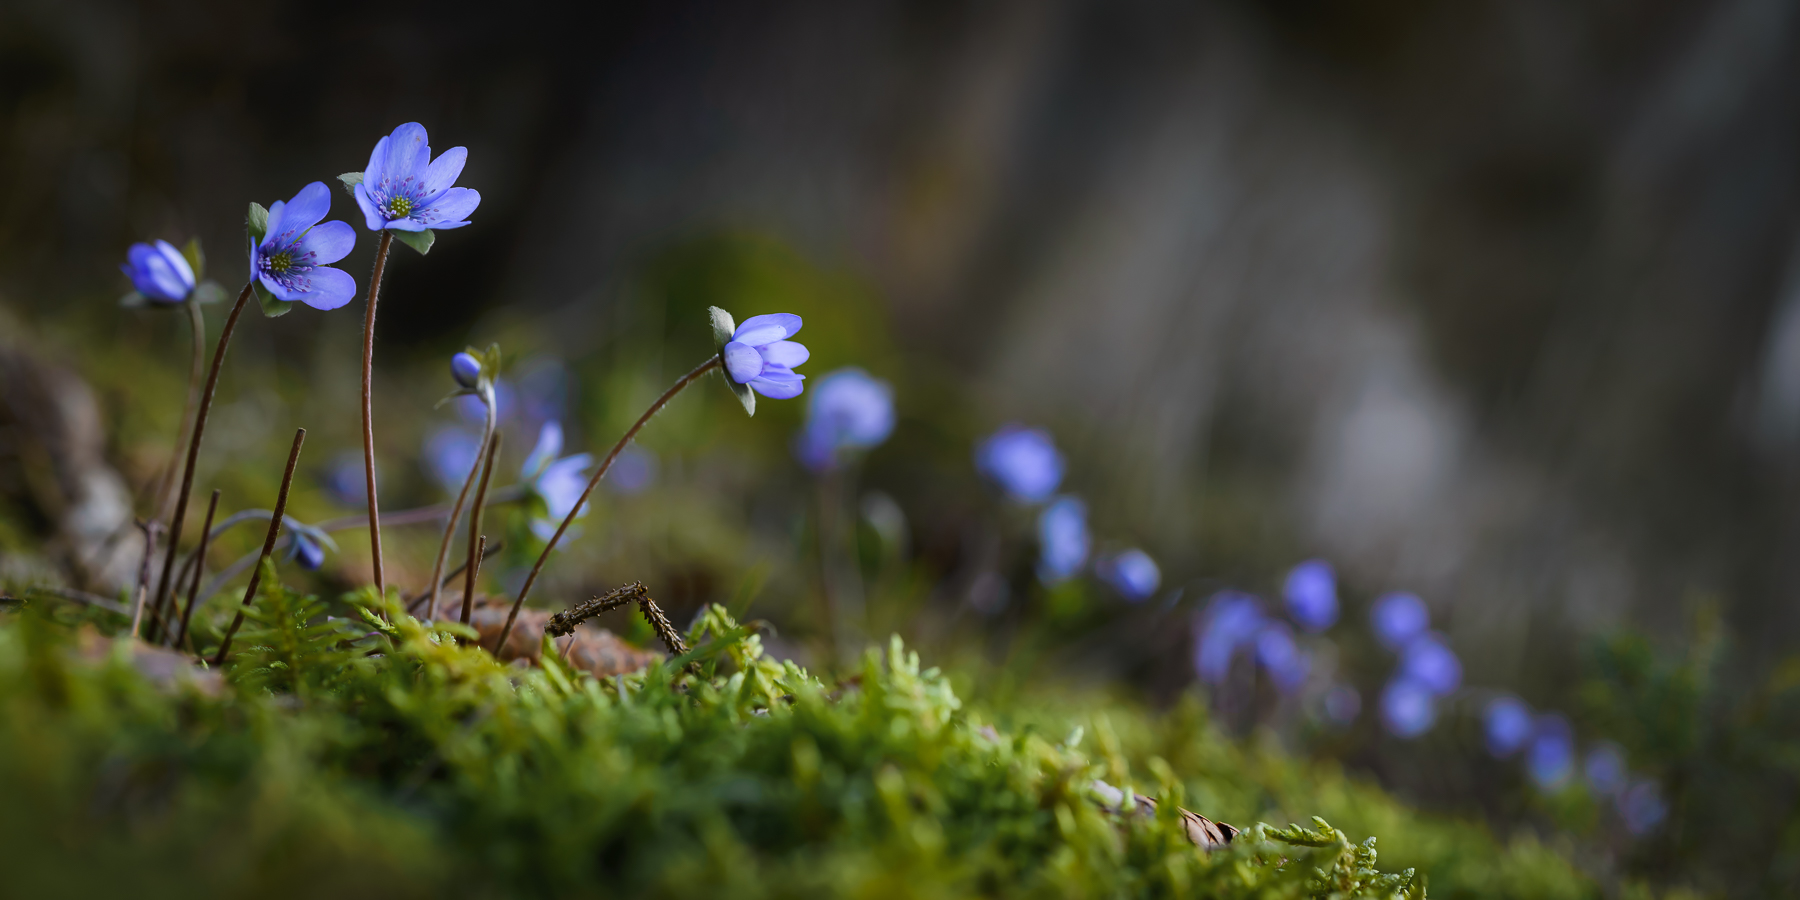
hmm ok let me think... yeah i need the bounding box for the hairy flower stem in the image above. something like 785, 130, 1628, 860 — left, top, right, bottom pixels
360, 231, 394, 607
461, 432, 502, 627
129, 519, 159, 639
494, 355, 721, 654
426, 385, 495, 620
173, 489, 219, 652
147, 281, 254, 641
149, 297, 207, 526
212, 428, 304, 666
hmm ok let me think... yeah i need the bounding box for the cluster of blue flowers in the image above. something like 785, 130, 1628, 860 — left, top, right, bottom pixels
1192, 561, 1338, 696
1482, 694, 1667, 834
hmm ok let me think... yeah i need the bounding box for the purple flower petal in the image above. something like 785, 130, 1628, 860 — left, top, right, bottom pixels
363, 134, 391, 187
521, 421, 563, 480
417, 186, 479, 229
755, 367, 804, 383
422, 146, 468, 197
123, 240, 195, 301
760, 340, 810, 368
723, 341, 764, 383
279, 182, 332, 234
384, 216, 431, 233
294, 266, 357, 311
383, 123, 428, 186
296, 220, 356, 266
732, 313, 803, 346
260, 199, 288, 250
750, 376, 805, 399
352, 183, 386, 232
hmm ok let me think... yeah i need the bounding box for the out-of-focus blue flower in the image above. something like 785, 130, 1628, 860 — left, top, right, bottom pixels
252, 182, 358, 310
1371, 591, 1429, 651
975, 425, 1064, 503
354, 122, 479, 232
1096, 548, 1160, 601
324, 451, 367, 506
606, 444, 657, 495
1584, 743, 1628, 797
1255, 623, 1309, 693
1484, 695, 1534, 758
521, 421, 593, 541
293, 531, 326, 571
458, 377, 515, 425
722, 313, 809, 399
1036, 496, 1090, 584
120, 240, 196, 302
1527, 715, 1576, 791
1398, 632, 1462, 696
1283, 559, 1338, 632
1323, 684, 1361, 726
795, 368, 895, 471
1380, 678, 1437, 738
423, 426, 482, 494
1194, 591, 1264, 684
451, 352, 483, 390
1619, 780, 1668, 835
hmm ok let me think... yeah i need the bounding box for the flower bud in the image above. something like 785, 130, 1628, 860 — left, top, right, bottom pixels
451, 351, 482, 389
295, 533, 326, 571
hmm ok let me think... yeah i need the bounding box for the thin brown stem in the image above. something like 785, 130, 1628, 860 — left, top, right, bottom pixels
148, 282, 253, 641
461, 431, 502, 627
173, 490, 220, 652
212, 428, 305, 666
493, 355, 721, 654
129, 519, 158, 639
427, 387, 495, 620
151, 297, 207, 524
461, 535, 486, 647
404, 540, 503, 615
361, 230, 393, 606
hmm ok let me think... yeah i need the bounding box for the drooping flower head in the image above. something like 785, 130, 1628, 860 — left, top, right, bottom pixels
521, 421, 594, 542
1483, 695, 1534, 758
1193, 591, 1264, 684
1370, 591, 1429, 651
1397, 632, 1462, 696
1283, 559, 1338, 632
1526, 715, 1576, 791
1036, 496, 1090, 584
795, 368, 894, 471
1380, 678, 1437, 738
120, 240, 196, 303
353, 123, 480, 232
251, 182, 358, 310
976, 425, 1064, 503
1096, 548, 1160, 601
451, 352, 483, 389
722, 314, 810, 398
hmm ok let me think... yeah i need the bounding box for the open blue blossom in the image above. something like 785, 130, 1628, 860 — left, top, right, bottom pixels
354, 122, 480, 232
1194, 591, 1264, 684
1380, 678, 1437, 738
252, 182, 358, 310
976, 425, 1064, 503
1255, 623, 1309, 693
1397, 632, 1462, 696
1619, 780, 1668, 835
1283, 559, 1338, 632
1096, 548, 1160, 601
1484, 696, 1535, 758
1371, 591, 1429, 651
451, 352, 483, 389
521, 422, 593, 541
423, 426, 482, 494
1526, 715, 1576, 791
722, 313, 810, 399
120, 240, 195, 302
1036, 496, 1090, 584
1584, 743, 1628, 796
795, 368, 894, 470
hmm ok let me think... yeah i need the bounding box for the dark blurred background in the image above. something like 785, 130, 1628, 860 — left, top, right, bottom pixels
6, 0, 1800, 889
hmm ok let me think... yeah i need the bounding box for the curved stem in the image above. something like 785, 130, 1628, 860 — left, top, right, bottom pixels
426, 387, 495, 620
212, 428, 305, 666
493, 355, 721, 654
361, 230, 393, 605
150, 297, 207, 524
147, 282, 254, 642
462, 431, 503, 626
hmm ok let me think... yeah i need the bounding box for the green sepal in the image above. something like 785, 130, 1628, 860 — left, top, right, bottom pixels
254, 280, 293, 318
337, 171, 363, 197
181, 236, 206, 280
119, 291, 148, 309
247, 202, 270, 241
392, 229, 434, 256
192, 281, 227, 305
707, 306, 755, 416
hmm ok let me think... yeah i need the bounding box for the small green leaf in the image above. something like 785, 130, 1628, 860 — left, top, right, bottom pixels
479, 342, 503, 377
247, 202, 269, 240
181, 236, 206, 280
254, 281, 293, 318
708, 306, 737, 350
728, 377, 755, 416
119, 291, 148, 309
338, 171, 364, 196
192, 281, 227, 305
392, 228, 434, 256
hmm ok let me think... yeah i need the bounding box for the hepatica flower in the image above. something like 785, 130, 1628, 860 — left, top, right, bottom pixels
1036, 496, 1090, 584
1283, 559, 1338, 632
1484, 696, 1535, 758
1380, 678, 1437, 738
722, 313, 810, 399
1584, 743, 1628, 797
1370, 591, 1429, 651
1397, 632, 1462, 696
353, 122, 480, 232
795, 368, 894, 471
251, 182, 358, 310
1527, 715, 1576, 791
121, 240, 196, 302
976, 425, 1064, 503
521, 422, 594, 541
1096, 548, 1160, 601
1194, 591, 1264, 684
1619, 780, 1668, 835
451, 351, 483, 390
1255, 623, 1309, 693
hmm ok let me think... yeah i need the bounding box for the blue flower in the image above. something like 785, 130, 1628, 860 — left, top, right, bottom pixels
354, 122, 480, 232
1036, 496, 1090, 584
251, 182, 358, 310
423, 426, 482, 494
1379, 678, 1437, 738
1096, 548, 1160, 601
1193, 591, 1264, 684
120, 240, 195, 302
521, 422, 593, 541
1526, 715, 1576, 791
1397, 632, 1462, 696
1584, 743, 1628, 797
1483, 696, 1534, 758
1370, 591, 1429, 651
1283, 559, 1338, 632
975, 425, 1064, 503
323, 451, 367, 506
722, 313, 810, 399
1619, 780, 1667, 835
795, 368, 894, 471
1255, 623, 1309, 693
292, 531, 326, 571
451, 352, 483, 389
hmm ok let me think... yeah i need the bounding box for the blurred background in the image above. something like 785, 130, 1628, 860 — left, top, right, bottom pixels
6, 0, 1800, 894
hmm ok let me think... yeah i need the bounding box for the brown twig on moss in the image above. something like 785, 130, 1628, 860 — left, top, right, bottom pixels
544, 582, 648, 638
211, 428, 305, 666
637, 595, 690, 657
